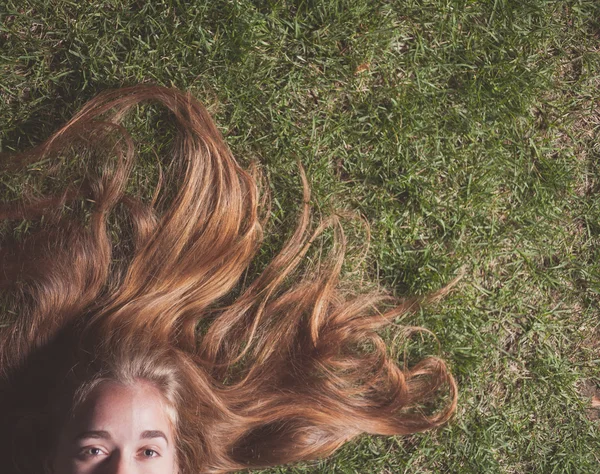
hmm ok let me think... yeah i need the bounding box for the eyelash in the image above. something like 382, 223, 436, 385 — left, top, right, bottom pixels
142, 448, 160, 458
79, 447, 106, 458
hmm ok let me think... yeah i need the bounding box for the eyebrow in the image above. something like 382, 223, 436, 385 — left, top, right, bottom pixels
141, 430, 169, 445
74, 430, 111, 441
74, 430, 169, 446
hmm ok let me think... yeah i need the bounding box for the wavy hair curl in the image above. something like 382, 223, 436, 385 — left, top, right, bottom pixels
0, 84, 458, 473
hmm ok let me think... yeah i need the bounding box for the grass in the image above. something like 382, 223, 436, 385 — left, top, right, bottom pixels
1, 0, 600, 472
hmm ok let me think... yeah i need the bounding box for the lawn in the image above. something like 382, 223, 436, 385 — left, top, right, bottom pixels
1, 0, 600, 472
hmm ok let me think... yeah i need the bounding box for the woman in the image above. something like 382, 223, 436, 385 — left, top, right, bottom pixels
0, 84, 457, 473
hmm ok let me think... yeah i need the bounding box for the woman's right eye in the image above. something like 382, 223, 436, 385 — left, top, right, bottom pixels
78, 447, 107, 458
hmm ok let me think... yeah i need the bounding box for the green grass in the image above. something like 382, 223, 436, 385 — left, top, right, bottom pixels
2, 0, 600, 472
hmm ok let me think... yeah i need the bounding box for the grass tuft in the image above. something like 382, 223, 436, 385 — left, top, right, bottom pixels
2, 0, 600, 472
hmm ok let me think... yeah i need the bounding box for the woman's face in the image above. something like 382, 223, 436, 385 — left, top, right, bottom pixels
52, 380, 178, 474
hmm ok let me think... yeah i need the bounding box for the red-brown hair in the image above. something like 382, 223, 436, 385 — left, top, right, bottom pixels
0, 84, 458, 473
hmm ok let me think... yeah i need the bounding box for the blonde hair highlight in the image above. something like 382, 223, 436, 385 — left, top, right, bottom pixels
0, 84, 458, 473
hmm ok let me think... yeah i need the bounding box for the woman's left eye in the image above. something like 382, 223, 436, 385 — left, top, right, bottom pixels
141, 448, 160, 458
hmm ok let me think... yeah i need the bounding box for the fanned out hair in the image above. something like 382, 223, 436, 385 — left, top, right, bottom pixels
0, 84, 458, 473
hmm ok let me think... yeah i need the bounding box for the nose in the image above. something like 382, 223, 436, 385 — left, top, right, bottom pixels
100, 452, 136, 474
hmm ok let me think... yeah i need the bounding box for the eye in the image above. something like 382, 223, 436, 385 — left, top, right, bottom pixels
78, 446, 107, 458
140, 448, 160, 458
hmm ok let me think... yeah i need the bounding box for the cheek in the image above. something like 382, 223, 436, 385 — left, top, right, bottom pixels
50, 448, 78, 474
50, 431, 73, 473
166, 443, 179, 474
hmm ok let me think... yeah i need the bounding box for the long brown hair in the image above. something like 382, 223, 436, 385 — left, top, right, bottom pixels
0, 84, 458, 473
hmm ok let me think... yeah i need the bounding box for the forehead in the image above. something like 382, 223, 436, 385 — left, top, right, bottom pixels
70, 380, 173, 439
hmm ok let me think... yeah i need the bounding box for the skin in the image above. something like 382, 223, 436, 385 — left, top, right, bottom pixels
52, 379, 178, 474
